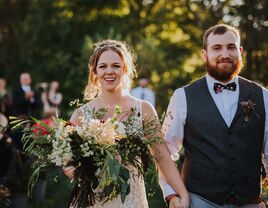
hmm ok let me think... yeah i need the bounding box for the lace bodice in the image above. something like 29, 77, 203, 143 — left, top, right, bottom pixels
77, 98, 149, 208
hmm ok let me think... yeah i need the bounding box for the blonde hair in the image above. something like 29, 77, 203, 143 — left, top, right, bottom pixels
84, 39, 137, 101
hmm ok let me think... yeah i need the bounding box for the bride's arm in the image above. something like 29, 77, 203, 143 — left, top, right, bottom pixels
70, 109, 83, 126
141, 101, 189, 208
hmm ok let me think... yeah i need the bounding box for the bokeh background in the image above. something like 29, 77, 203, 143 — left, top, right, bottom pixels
1, 0, 268, 207
1, 0, 268, 114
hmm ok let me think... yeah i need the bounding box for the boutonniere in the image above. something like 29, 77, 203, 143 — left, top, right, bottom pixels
240, 98, 256, 122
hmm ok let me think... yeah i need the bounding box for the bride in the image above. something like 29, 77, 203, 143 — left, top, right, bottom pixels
65, 39, 189, 208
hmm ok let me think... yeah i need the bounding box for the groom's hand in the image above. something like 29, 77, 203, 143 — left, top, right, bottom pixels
169, 196, 181, 208
169, 196, 189, 208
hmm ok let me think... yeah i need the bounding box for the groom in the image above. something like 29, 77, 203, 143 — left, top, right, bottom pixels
160, 24, 268, 208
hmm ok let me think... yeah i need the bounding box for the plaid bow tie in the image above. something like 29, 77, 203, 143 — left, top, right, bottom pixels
213, 82, 237, 94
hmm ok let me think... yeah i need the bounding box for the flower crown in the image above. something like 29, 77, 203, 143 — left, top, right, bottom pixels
94, 43, 122, 51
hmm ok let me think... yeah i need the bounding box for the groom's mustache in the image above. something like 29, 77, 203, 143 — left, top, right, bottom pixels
217, 58, 233, 64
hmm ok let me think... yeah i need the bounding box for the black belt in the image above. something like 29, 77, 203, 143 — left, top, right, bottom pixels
226, 195, 262, 205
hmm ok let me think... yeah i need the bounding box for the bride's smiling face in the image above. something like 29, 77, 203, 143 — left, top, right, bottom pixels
96, 49, 125, 92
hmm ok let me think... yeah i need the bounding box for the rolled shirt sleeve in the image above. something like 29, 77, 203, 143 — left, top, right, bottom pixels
160, 88, 187, 198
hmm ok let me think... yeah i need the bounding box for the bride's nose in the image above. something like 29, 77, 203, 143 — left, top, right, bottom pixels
106, 66, 115, 74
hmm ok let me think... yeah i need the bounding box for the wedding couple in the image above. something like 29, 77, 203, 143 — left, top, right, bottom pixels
67, 23, 268, 208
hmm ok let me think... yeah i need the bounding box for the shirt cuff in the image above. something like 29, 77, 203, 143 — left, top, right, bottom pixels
159, 176, 176, 198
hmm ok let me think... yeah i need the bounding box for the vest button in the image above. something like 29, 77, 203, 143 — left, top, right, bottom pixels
231, 157, 235, 161
229, 143, 234, 148
231, 170, 235, 174
228, 130, 232, 135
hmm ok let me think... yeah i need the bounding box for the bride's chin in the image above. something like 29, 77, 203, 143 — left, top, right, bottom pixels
102, 86, 120, 92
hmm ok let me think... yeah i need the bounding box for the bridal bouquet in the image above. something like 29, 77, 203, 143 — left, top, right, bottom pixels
11, 106, 161, 208
262, 177, 268, 206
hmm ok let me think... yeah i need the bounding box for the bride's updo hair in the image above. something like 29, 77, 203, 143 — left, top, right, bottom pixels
84, 39, 137, 101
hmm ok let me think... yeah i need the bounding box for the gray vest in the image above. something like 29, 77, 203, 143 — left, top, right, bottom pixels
183, 76, 265, 206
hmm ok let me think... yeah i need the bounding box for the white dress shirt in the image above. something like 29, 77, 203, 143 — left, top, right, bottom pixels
21, 85, 31, 92
131, 86, 155, 107
21, 84, 35, 103
160, 74, 268, 197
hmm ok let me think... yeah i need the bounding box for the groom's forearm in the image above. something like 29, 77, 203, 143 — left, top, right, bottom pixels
155, 143, 188, 200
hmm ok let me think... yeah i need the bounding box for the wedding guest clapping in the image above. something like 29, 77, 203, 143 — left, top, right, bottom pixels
12, 73, 38, 118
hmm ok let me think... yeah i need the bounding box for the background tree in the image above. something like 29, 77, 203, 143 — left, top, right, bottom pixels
0, 0, 267, 115
1, 1, 268, 207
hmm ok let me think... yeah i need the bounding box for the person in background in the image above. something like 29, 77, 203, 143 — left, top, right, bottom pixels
12, 72, 39, 149
0, 112, 12, 180
41, 80, 62, 118
12, 72, 38, 118
0, 77, 12, 175
0, 78, 12, 118
131, 77, 155, 107
0, 78, 13, 199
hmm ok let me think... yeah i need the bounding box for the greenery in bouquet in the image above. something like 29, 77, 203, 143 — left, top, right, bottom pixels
11, 106, 162, 208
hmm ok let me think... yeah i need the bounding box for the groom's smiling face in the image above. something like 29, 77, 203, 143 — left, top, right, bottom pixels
202, 30, 243, 83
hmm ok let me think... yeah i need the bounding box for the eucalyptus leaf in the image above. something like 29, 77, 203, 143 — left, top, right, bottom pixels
106, 151, 120, 182
120, 181, 129, 203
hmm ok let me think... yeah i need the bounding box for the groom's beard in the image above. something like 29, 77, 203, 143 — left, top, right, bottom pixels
206, 57, 242, 82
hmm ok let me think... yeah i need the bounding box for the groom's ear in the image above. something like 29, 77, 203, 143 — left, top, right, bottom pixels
201, 49, 207, 63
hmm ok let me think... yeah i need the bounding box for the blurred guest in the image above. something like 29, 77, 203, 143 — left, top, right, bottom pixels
12, 73, 38, 118
12, 73, 38, 149
0, 78, 13, 180
131, 77, 155, 107
0, 113, 12, 179
0, 78, 12, 118
41, 81, 62, 117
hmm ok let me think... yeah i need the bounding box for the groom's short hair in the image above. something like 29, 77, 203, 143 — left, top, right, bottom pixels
203, 24, 241, 50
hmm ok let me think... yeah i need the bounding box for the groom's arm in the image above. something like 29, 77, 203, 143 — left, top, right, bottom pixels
162, 88, 186, 159
159, 175, 176, 197
160, 88, 187, 200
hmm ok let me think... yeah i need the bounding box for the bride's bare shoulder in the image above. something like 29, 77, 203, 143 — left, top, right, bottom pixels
70, 108, 82, 125
141, 100, 157, 119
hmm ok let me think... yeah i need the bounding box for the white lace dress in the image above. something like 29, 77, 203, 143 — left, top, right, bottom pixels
78, 99, 149, 208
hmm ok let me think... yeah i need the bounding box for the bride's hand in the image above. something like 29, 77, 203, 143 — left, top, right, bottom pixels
63, 166, 76, 179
